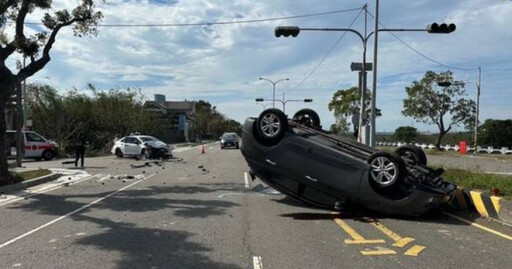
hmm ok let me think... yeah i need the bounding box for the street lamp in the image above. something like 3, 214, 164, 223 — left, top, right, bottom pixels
256, 97, 312, 113
275, 3, 456, 146
437, 67, 482, 153
259, 77, 289, 108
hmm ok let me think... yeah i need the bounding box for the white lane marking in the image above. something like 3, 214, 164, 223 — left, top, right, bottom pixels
253, 256, 263, 269
244, 172, 250, 189
0, 174, 156, 250
0, 174, 100, 207
97, 175, 111, 182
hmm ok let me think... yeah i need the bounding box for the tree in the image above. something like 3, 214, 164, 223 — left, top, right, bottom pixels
392, 126, 418, 143
402, 71, 475, 149
0, 0, 102, 182
328, 86, 381, 136
478, 119, 512, 148
193, 100, 241, 140
28, 83, 158, 156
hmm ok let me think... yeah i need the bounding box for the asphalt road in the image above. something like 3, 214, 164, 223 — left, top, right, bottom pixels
1, 143, 511, 268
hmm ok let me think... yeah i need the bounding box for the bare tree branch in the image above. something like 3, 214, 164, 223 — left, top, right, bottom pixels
16, 18, 77, 81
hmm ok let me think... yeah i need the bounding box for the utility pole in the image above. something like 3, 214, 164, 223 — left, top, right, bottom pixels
15, 83, 23, 167
23, 57, 27, 129
357, 4, 368, 144
474, 67, 481, 155
369, 0, 379, 147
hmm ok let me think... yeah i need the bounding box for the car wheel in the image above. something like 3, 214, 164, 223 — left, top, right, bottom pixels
368, 151, 406, 188
395, 145, 427, 166
42, 150, 54, 161
293, 108, 321, 129
255, 108, 288, 146
115, 148, 123, 158
143, 148, 152, 159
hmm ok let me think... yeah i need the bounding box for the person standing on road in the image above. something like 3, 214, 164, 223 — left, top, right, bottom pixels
75, 133, 86, 168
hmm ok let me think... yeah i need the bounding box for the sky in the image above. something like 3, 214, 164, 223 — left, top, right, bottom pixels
4, 0, 512, 133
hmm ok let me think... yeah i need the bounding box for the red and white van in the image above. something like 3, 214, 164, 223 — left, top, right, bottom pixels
5, 130, 59, 160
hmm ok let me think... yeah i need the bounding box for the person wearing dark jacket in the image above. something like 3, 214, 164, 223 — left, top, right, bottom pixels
75, 134, 86, 167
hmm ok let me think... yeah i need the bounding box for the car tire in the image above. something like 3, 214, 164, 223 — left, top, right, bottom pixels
143, 148, 152, 159
115, 148, 123, 158
368, 151, 406, 188
293, 108, 321, 129
255, 108, 288, 146
395, 145, 427, 166
42, 150, 54, 161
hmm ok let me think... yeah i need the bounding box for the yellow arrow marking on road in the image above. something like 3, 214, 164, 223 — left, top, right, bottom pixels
404, 245, 426, 256
331, 213, 385, 244
367, 218, 416, 248
360, 247, 397, 256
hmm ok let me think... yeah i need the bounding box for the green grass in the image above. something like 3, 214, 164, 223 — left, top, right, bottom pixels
9, 169, 52, 183
442, 168, 512, 200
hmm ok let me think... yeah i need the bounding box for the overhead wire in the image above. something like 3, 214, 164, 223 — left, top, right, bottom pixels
11, 7, 363, 27
285, 7, 364, 94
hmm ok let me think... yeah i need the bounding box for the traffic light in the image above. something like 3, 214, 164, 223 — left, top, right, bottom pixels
304, 99, 313, 103
275, 26, 300, 38
255, 98, 264, 102
427, 23, 456, 34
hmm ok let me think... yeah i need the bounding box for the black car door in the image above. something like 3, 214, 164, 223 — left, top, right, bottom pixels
264, 131, 311, 196
302, 136, 364, 199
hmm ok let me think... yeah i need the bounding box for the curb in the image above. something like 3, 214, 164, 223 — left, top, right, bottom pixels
0, 172, 62, 193
450, 186, 512, 223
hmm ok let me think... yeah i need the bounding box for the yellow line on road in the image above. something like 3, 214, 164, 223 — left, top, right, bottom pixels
393, 237, 415, 248
404, 245, 426, 256
443, 212, 512, 241
331, 213, 385, 244
360, 247, 397, 256
369, 219, 415, 248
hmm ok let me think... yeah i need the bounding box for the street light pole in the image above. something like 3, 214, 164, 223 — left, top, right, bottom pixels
259, 77, 289, 108
256, 96, 312, 113
369, 0, 379, 147
474, 67, 481, 155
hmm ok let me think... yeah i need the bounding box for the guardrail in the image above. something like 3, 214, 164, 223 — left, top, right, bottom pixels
376, 141, 512, 155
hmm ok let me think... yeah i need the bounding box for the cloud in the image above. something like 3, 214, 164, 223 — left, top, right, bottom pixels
2, 0, 511, 133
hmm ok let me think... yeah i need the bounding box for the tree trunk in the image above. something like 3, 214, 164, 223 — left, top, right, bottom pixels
0, 103, 11, 183
436, 131, 446, 150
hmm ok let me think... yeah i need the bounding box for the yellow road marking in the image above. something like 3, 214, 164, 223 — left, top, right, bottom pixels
404, 245, 426, 256
360, 247, 397, 256
393, 237, 415, 248
470, 191, 489, 217
443, 212, 512, 241
332, 213, 385, 244
490, 196, 501, 213
345, 239, 386, 244
369, 219, 415, 248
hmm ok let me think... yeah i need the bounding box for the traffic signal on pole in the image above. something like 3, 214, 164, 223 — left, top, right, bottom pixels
255, 98, 264, 102
275, 26, 300, 37
426, 23, 456, 34
304, 99, 313, 103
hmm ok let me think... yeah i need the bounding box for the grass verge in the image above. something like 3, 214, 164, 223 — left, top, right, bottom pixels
442, 168, 512, 200
6, 169, 53, 186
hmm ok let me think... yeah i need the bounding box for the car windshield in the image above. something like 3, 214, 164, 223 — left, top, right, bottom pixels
223, 134, 237, 139
140, 136, 158, 142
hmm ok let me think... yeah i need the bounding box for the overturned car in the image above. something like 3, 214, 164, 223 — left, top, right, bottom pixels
241, 108, 456, 216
